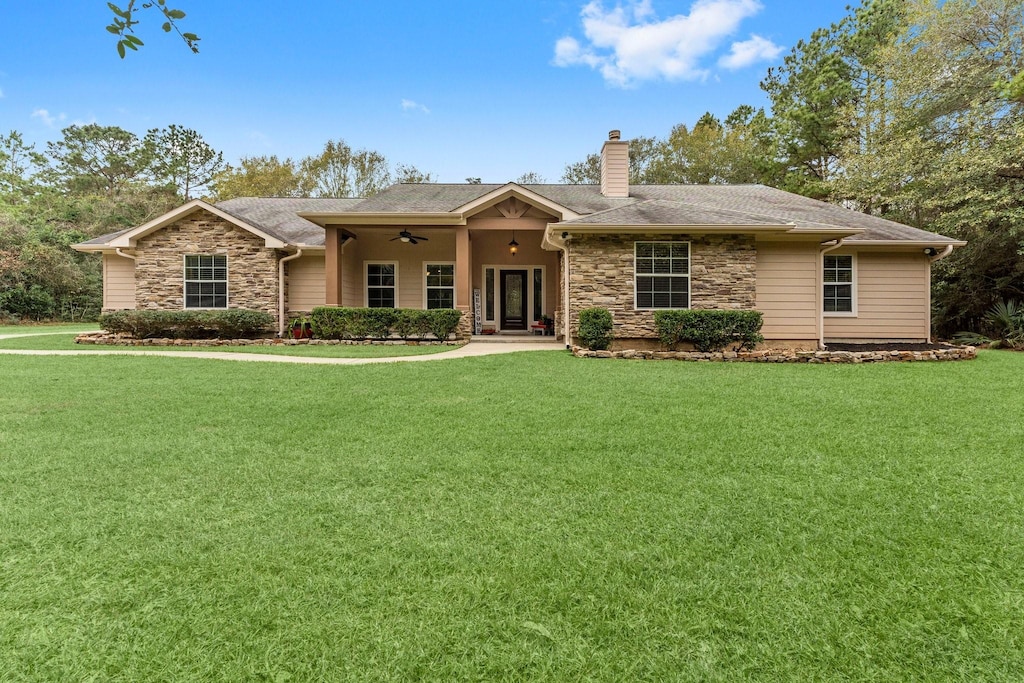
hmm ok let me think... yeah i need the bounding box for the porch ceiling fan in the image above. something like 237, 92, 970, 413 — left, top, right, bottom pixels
390, 230, 429, 245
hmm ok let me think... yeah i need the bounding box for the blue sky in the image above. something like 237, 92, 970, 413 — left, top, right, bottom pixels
1, 1, 850, 185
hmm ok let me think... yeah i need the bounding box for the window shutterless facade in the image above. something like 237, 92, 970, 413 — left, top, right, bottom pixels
366, 262, 397, 308
634, 241, 690, 309
823, 254, 854, 313
425, 263, 455, 309
183, 254, 227, 309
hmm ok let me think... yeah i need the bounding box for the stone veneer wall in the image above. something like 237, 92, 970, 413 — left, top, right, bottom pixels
567, 233, 756, 341
134, 209, 279, 316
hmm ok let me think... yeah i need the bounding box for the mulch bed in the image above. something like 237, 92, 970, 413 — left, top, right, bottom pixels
827, 342, 958, 352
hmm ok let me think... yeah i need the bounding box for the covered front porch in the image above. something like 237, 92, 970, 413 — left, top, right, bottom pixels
308, 189, 569, 338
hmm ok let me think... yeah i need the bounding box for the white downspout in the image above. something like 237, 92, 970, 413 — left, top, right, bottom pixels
562, 238, 571, 347
278, 248, 303, 337
114, 248, 136, 261
818, 238, 845, 350
543, 227, 572, 348
929, 245, 953, 263
926, 245, 954, 343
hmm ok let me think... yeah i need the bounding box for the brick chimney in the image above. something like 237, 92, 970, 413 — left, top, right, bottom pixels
600, 129, 629, 198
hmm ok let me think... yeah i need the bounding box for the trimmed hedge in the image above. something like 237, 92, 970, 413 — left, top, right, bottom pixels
99, 309, 275, 339
578, 307, 614, 350
310, 307, 462, 340
654, 309, 764, 352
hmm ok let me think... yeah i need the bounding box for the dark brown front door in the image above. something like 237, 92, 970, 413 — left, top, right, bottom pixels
500, 270, 527, 330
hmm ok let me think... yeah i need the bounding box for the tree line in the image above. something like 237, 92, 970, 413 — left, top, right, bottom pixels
3, 0, 1021, 336
0, 126, 434, 320
558, 0, 1023, 337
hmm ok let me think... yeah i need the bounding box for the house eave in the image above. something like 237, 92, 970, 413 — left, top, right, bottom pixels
300, 212, 466, 227
843, 239, 968, 248
553, 223, 801, 234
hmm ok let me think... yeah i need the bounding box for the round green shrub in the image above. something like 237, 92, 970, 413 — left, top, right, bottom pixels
578, 307, 613, 350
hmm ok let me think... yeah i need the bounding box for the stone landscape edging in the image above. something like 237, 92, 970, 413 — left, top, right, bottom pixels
571, 345, 977, 362
74, 332, 464, 347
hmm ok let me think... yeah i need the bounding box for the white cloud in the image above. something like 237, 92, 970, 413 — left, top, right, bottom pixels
553, 0, 766, 87
401, 99, 430, 114
31, 108, 67, 128
718, 34, 783, 69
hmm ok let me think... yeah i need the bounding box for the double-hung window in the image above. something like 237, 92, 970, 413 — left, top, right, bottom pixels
635, 241, 690, 309
823, 255, 854, 313
425, 263, 455, 309
184, 254, 227, 309
366, 262, 397, 308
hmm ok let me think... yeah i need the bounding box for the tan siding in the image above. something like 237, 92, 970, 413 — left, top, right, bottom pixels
102, 253, 136, 310
755, 242, 818, 339
600, 141, 629, 197
350, 229, 456, 308
825, 251, 929, 341
286, 254, 325, 313
341, 243, 359, 307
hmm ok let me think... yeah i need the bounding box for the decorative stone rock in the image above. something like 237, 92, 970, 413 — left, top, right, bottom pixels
74, 332, 464, 348
569, 344, 976, 363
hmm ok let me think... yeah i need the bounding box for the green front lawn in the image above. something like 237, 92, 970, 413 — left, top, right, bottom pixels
0, 333, 451, 357
0, 322, 99, 336
1, 351, 1022, 680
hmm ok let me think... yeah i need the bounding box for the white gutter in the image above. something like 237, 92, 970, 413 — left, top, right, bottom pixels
818, 238, 845, 350
278, 249, 303, 336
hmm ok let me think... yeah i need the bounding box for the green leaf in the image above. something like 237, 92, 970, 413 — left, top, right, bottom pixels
125, 34, 144, 46
117, 41, 126, 59
182, 33, 199, 41
107, 2, 130, 19
123, 40, 138, 51
167, 9, 186, 19
162, 22, 171, 32
106, 25, 121, 35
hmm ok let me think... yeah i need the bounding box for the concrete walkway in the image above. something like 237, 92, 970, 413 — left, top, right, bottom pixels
0, 332, 566, 365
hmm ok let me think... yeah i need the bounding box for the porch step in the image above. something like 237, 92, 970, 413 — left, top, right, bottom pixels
470, 334, 559, 343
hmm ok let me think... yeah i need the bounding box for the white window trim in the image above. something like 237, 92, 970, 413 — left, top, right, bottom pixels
182, 253, 229, 310
823, 252, 857, 317
364, 260, 398, 308
422, 261, 456, 309
633, 241, 691, 311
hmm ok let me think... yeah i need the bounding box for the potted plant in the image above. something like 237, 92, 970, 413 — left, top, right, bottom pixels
290, 315, 313, 339
541, 315, 554, 336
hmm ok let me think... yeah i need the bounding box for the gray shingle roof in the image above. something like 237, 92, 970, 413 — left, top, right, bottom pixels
77, 225, 136, 246
77, 183, 961, 248
215, 197, 363, 246
350, 183, 959, 243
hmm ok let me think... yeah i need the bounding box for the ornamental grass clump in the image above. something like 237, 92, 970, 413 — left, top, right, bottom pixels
578, 307, 614, 350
